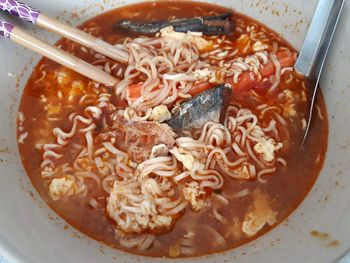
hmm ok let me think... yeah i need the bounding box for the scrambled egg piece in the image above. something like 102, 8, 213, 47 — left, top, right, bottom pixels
169, 244, 181, 258
242, 189, 277, 236
225, 217, 243, 240
192, 36, 212, 51
150, 144, 170, 158
153, 215, 172, 228
68, 80, 84, 102
46, 104, 61, 115
41, 166, 54, 178
49, 176, 85, 201
56, 70, 71, 85
193, 68, 215, 79
160, 26, 212, 51
135, 214, 172, 230
150, 105, 172, 123
182, 181, 208, 211
170, 147, 204, 172
235, 165, 251, 179
284, 89, 294, 100
283, 104, 296, 118
282, 90, 297, 118
254, 138, 283, 162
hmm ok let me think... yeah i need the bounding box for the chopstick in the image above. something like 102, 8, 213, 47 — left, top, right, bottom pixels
0, 17, 118, 86
0, 0, 129, 63
37, 14, 128, 63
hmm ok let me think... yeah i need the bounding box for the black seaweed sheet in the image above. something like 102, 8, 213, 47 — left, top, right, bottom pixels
115, 12, 235, 35
167, 84, 232, 136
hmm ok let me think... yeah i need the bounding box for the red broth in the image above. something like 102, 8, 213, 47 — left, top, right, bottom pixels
17, 1, 328, 258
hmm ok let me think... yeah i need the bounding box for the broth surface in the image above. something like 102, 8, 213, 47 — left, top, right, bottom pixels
17, 1, 328, 258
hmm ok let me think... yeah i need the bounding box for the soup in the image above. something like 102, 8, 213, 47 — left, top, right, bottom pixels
17, 1, 328, 258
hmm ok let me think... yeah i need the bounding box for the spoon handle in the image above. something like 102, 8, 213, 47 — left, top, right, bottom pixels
295, 0, 345, 78
295, 0, 345, 145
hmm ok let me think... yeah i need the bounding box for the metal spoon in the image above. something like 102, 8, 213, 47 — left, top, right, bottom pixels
295, 0, 345, 145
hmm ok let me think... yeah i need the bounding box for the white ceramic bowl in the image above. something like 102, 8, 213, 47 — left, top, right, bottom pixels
0, 0, 349, 262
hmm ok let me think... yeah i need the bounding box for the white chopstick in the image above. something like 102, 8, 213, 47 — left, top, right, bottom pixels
0, 17, 118, 86
0, 0, 131, 86
0, 0, 129, 63
10, 26, 119, 86
36, 14, 129, 64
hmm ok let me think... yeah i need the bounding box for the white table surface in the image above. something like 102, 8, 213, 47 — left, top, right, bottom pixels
340, 254, 350, 263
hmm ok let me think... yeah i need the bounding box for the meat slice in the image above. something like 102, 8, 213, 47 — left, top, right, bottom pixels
111, 112, 176, 163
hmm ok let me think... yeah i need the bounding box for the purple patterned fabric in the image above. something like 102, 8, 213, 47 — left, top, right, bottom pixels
0, 17, 14, 38
0, 0, 40, 24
